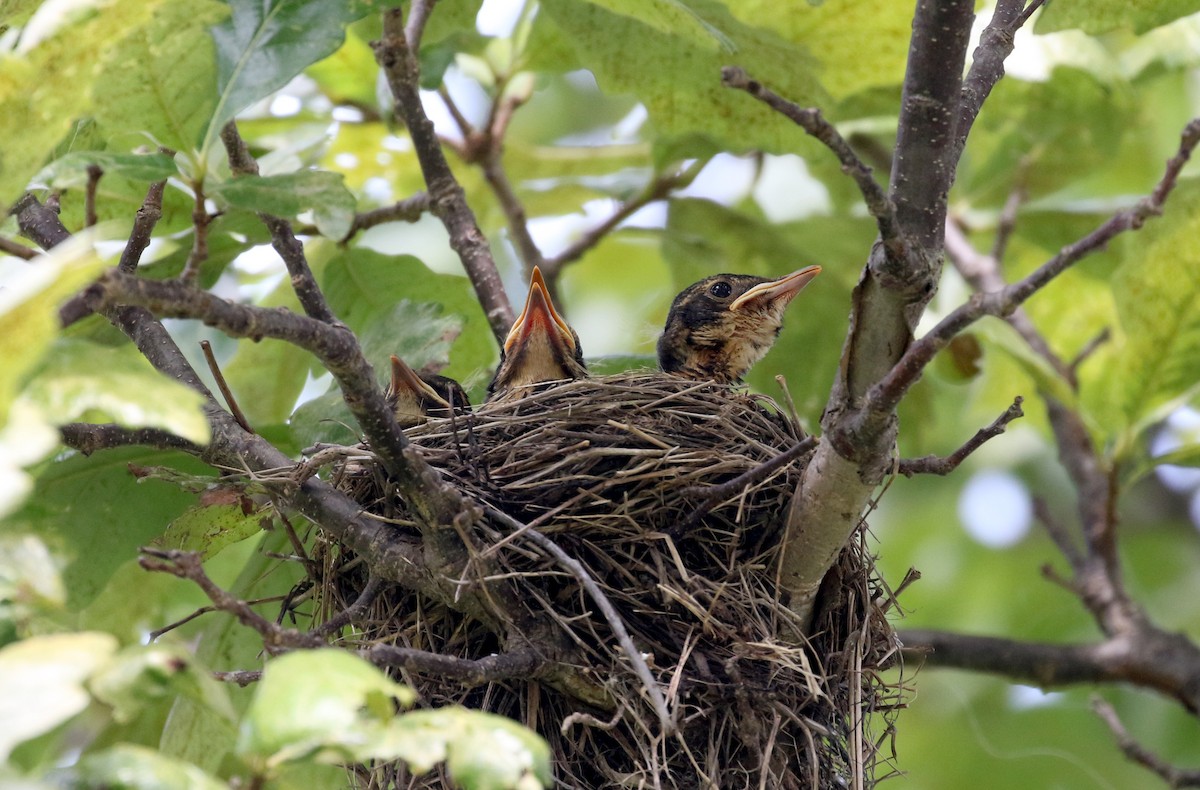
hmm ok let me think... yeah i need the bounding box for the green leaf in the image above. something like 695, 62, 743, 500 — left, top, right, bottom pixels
3, 448, 209, 610
74, 744, 227, 790
22, 338, 210, 444
0, 632, 119, 761
532, 0, 827, 153
381, 709, 552, 790
91, 0, 227, 155
1110, 186, 1200, 443
89, 642, 237, 726
237, 648, 416, 770
153, 499, 268, 561
0, 535, 65, 631
208, 170, 356, 239
33, 152, 177, 189
321, 250, 497, 389
207, 0, 375, 146
0, 0, 163, 205
973, 318, 1077, 408
1036, 0, 1200, 34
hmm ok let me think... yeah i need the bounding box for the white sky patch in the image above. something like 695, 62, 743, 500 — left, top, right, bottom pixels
678, 154, 756, 206
752, 154, 832, 223
1153, 407, 1200, 494
958, 470, 1033, 548
1007, 684, 1064, 710
477, 0, 523, 37
269, 94, 302, 117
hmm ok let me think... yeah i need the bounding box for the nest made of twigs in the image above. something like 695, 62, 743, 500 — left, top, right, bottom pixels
315, 371, 902, 789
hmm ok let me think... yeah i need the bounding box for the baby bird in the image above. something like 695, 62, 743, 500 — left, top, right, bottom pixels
487, 266, 587, 399
657, 266, 821, 384
386, 355, 471, 427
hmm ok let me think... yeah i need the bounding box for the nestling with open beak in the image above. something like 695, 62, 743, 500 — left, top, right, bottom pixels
386, 355, 471, 427
657, 266, 822, 384
487, 266, 587, 399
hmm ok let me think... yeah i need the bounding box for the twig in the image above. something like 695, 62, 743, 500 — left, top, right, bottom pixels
119, 179, 168, 273
180, 182, 212, 284
679, 437, 818, 533
721, 67, 898, 247
140, 548, 321, 652
897, 396, 1023, 476
60, 423, 203, 457
374, 8, 515, 344
312, 576, 385, 637
1069, 328, 1111, 375
403, 0, 437, 51
366, 644, 544, 687
485, 504, 675, 736
200, 340, 253, 434
542, 162, 704, 278
0, 236, 37, 259
85, 165, 103, 227
148, 594, 290, 640
1032, 497, 1084, 571
303, 192, 431, 240
1092, 697, 1200, 788
956, 0, 1035, 161
11, 193, 71, 249
989, 167, 1028, 264
213, 670, 263, 686
868, 117, 1200, 420
218, 122, 337, 324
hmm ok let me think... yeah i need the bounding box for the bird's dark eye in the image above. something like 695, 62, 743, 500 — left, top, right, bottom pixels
709, 281, 732, 298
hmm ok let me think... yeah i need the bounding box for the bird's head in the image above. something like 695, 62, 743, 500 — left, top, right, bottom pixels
387, 355, 469, 424
657, 265, 821, 383
489, 266, 587, 398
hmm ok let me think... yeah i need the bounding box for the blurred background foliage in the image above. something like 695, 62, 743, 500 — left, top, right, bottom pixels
2, 0, 1200, 786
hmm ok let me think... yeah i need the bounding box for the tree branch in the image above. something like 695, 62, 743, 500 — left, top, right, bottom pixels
60, 423, 203, 457
374, 8, 514, 344
955, 0, 1037, 161
218, 122, 337, 324
59, 270, 471, 535
367, 644, 544, 687
897, 396, 1024, 476
900, 629, 1200, 714
118, 179, 167, 273
12, 193, 72, 249
0, 235, 37, 260
868, 117, 1200, 421
779, 0, 977, 630
84, 165, 102, 228
1093, 698, 1200, 788
721, 66, 898, 247
298, 192, 432, 240
140, 548, 322, 653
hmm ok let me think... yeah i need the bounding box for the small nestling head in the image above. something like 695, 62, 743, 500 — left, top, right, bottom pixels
387, 355, 471, 426
488, 266, 587, 399
657, 265, 821, 383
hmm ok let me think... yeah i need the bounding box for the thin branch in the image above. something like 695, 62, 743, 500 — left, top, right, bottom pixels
899, 629, 1200, 713
307, 192, 431, 240
542, 162, 704, 278
85, 165, 102, 227
59, 423, 203, 457
59, 270, 470, 534
218, 122, 337, 324
140, 548, 321, 652
0, 235, 37, 259
1093, 697, 1200, 788
485, 504, 675, 736
200, 339, 253, 434
312, 576, 385, 638
869, 117, 1200, 420
11, 193, 71, 249
119, 179, 167, 273
367, 644, 544, 687
213, 670, 263, 686
403, 0, 437, 51
374, 8, 514, 344
1069, 328, 1111, 375
1032, 497, 1085, 572
956, 0, 1033, 161
989, 167, 1028, 264
721, 66, 898, 247
180, 182, 212, 284
679, 437, 817, 533
897, 396, 1023, 476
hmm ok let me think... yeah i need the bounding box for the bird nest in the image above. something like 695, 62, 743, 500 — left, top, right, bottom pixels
316, 371, 903, 789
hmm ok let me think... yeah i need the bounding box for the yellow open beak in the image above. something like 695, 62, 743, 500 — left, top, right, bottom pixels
503, 266, 577, 354
729, 265, 822, 312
